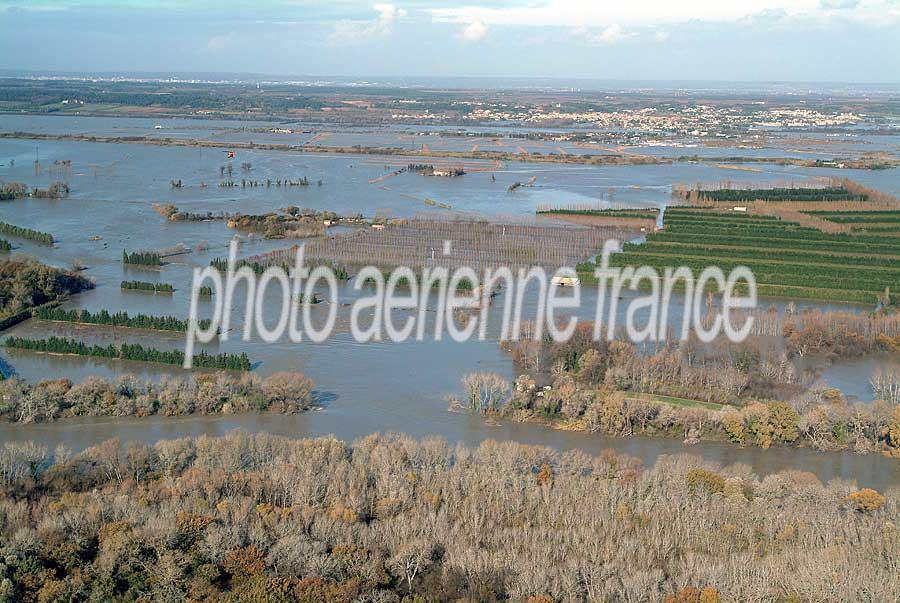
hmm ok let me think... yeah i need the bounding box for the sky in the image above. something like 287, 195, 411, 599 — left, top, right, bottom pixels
0, 0, 898, 82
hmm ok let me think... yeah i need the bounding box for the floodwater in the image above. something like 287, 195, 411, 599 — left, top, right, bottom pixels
1, 114, 899, 488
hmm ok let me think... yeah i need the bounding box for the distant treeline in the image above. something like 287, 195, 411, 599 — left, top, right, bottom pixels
0, 221, 54, 245
0, 181, 69, 200
32, 182, 70, 198
678, 186, 868, 204
228, 176, 314, 188
0, 182, 27, 200
120, 280, 174, 293
0, 83, 330, 112
4, 336, 250, 370
209, 256, 269, 275
35, 307, 211, 332
0, 371, 314, 422
226, 211, 325, 239
408, 163, 465, 177
153, 202, 229, 222
209, 257, 351, 280
364, 269, 475, 290
537, 207, 659, 219
122, 249, 162, 266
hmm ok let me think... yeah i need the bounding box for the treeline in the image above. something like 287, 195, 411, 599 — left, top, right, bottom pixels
0, 432, 894, 602
31, 181, 69, 198
408, 164, 465, 177
774, 308, 900, 359
34, 306, 210, 332
676, 185, 868, 203
807, 210, 900, 223
0, 81, 329, 111
0, 221, 54, 245
122, 249, 162, 265
226, 211, 325, 239
0, 239, 10, 252
210, 256, 270, 275
363, 269, 475, 290
120, 279, 174, 293
229, 176, 314, 187
537, 207, 659, 219
0, 371, 314, 422
154, 202, 230, 222
209, 257, 351, 280
0, 182, 27, 200
3, 336, 250, 370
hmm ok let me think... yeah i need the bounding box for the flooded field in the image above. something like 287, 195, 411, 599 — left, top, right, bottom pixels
1, 114, 899, 487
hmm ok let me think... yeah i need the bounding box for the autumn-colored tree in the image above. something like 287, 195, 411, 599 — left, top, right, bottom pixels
686, 468, 726, 495
847, 488, 886, 513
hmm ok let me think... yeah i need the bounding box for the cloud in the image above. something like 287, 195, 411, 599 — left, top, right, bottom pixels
584, 23, 629, 45
571, 23, 636, 46
328, 3, 407, 46
820, 0, 860, 8
428, 0, 899, 28
459, 19, 488, 42
207, 31, 239, 51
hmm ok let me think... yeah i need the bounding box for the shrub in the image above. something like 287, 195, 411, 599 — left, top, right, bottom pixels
847, 488, 886, 513
686, 469, 726, 495
261, 372, 315, 413
721, 411, 747, 444
769, 402, 801, 443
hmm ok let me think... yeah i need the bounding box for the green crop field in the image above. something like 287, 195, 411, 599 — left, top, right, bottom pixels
803, 210, 900, 222
625, 393, 730, 411
579, 209, 899, 304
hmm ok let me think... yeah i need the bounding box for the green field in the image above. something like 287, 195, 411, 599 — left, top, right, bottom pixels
804, 210, 900, 223
624, 393, 729, 411
579, 208, 899, 304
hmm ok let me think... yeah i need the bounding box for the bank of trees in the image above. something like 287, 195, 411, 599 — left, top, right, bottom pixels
0, 221, 54, 245
3, 336, 249, 370
0, 240, 10, 252
226, 211, 325, 239
34, 306, 207, 332
30, 181, 69, 199
777, 309, 900, 359
121, 279, 174, 293
153, 202, 230, 222
0, 432, 895, 602
674, 185, 868, 203
0, 371, 314, 423
0, 182, 27, 200
122, 249, 163, 266
0, 258, 92, 324
209, 256, 351, 281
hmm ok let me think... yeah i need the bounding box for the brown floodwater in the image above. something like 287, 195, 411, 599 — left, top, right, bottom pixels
1, 114, 899, 490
